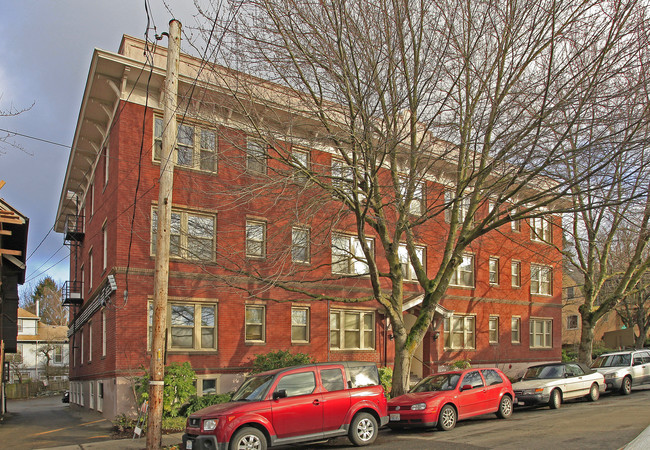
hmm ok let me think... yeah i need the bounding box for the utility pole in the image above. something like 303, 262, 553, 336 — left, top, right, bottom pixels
146, 19, 181, 450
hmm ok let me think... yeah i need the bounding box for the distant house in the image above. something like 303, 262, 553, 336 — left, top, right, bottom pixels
7, 308, 69, 383
562, 272, 624, 348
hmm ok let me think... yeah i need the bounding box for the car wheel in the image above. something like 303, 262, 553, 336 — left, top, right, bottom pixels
437, 404, 457, 431
348, 412, 378, 446
229, 427, 267, 450
549, 389, 562, 409
620, 376, 632, 395
496, 395, 513, 419
588, 383, 600, 402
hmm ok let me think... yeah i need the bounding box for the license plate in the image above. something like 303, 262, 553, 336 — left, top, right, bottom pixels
186, 440, 193, 449
390, 413, 400, 421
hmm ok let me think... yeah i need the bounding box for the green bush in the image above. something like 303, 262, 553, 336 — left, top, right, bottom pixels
250, 350, 314, 373
378, 367, 393, 398
179, 393, 233, 416
592, 342, 616, 360
562, 348, 578, 362
136, 362, 197, 418
449, 359, 471, 369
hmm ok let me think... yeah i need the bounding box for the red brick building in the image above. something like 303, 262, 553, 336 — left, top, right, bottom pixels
55, 35, 562, 418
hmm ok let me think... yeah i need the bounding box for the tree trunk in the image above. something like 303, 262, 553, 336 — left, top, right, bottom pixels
391, 343, 413, 397
635, 332, 646, 349
578, 321, 595, 365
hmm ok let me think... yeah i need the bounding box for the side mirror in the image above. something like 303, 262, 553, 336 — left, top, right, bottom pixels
460, 384, 473, 391
273, 389, 287, 400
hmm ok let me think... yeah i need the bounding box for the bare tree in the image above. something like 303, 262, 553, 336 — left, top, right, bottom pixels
21, 277, 68, 326
616, 283, 650, 349
37, 341, 67, 383
184, 0, 650, 394
0, 96, 33, 155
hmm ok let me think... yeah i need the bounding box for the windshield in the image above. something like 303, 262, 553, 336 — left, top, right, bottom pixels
231, 374, 274, 401
522, 365, 564, 380
592, 354, 631, 368
411, 373, 460, 393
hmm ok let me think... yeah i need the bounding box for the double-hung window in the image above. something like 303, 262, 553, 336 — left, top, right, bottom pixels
154, 117, 217, 172
530, 318, 552, 348
567, 315, 579, 330
329, 310, 375, 350
489, 316, 499, 343
149, 302, 217, 350
245, 305, 265, 342
246, 220, 266, 258
530, 216, 552, 243
292, 148, 310, 182
246, 140, 267, 173
511, 260, 521, 287
398, 244, 425, 281
445, 191, 471, 223
331, 233, 373, 275
511, 317, 521, 343
531, 264, 552, 295
443, 314, 476, 349
400, 177, 425, 215
450, 254, 474, 287
292, 227, 310, 263
489, 257, 499, 285
152, 208, 216, 261
291, 307, 310, 343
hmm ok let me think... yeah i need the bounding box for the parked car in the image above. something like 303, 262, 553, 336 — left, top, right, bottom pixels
182, 362, 388, 450
512, 362, 605, 409
592, 349, 650, 395
387, 368, 514, 432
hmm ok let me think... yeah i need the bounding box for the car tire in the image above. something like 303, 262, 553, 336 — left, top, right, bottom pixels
348, 412, 378, 446
496, 395, 513, 419
437, 404, 457, 431
588, 383, 600, 402
620, 376, 632, 395
229, 427, 267, 450
549, 389, 562, 409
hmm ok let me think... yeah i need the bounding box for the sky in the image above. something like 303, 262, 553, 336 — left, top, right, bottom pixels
0, 1, 202, 297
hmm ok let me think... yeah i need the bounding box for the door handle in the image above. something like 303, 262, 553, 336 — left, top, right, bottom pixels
313, 399, 323, 406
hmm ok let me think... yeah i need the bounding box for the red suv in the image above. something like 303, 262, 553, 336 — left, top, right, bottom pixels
182, 362, 388, 450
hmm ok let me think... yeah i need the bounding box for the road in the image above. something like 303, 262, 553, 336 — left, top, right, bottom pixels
0, 395, 113, 449
301, 386, 650, 450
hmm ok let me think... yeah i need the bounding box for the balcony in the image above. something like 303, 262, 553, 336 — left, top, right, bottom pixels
64, 214, 84, 244
62, 280, 83, 306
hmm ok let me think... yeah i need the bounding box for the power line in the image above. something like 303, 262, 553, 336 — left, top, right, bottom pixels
0, 128, 70, 149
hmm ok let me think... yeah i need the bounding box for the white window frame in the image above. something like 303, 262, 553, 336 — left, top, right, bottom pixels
88, 248, 93, 291
88, 321, 93, 363
104, 145, 109, 187
154, 117, 218, 172
329, 310, 375, 350
511, 316, 521, 343
530, 216, 552, 243
152, 207, 216, 261
97, 381, 104, 412
54, 345, 63, 364
148, 301, 218, 351
102, 309, 107, 357
331, 159, 354, 195
292, 148, 310, 181
511, 260, 521, 288
450, 254, 474, 287
489, 257, 499, 285
398, 244, 425, 281
531, 264, 553, 295
246, 140, 267, 174
443, 314, 476, 350
291, 307, 310, 343
89, 381, 94, 409
331, 233, 373, 275
102, 220, 108, 271
245, 305, 266, 343
567, 314, 579, 330
530, 317, 553, 349
246, 220, 267, 258
445, 190, 471, 223
80, 329, 84, 365
400, 177, 425, 215
291, 227, 310, 263
489, 316, 499, 344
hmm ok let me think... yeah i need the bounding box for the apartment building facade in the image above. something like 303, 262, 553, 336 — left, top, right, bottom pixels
55, 35, 563, 418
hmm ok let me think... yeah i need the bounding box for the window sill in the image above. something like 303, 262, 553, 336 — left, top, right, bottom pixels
245, 341, 266, 346
329, 348, 376, 352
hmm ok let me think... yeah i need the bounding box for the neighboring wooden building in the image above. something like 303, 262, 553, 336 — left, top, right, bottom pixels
55, 36, 563, 418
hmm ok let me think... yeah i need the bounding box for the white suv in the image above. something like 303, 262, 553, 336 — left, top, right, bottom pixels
592, 350, 650, 395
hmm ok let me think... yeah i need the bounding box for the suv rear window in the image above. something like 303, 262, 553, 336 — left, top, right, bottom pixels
348, 365, 380, 388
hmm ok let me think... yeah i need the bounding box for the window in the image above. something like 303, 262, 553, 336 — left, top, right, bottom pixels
292, 148, 310, 181
88, 321, 93, 363
445, 190, 470, 223
567, 314, 579, 330
149, 302, 217, 350
152, 207, 216, 261
530, 216, 552, 243
291, 307, 309, 343
80, 329, 84, 365
510, 208, 520, 232
530, 318, 552, 348
489, 257, 499, 285
201, 378, 217, 396
443, 315, 476, 349
97, 382, 104, 412
80, 265, 85, 297
292, 227, 309, 263
246, 220, 266, 258
482, 369, 504, 386
320, 368, 345, 392
567, 286, 575, 299
90, 179, 95, 217
531, 264, 553, 295
102, 309, 106, 357
398, 244, 425, 281
102, 221, 107, 270
246, 140, 267, 173
104, 145, 109, 187
88, 248, 93, 291
489, 316, 499, 343
89, 381, 94, 409
331, 159, 354, 195
511, 261, 521, 287
276, 371, 316, 397
330, 310, 375, 350
331, 233, 373, 275
400, 177, 425, 215
450, 254, 474, 287
245, 305, 265, 342
154, 117, 217, 172
461, 371, 484, 389
511, 317, 521, 343
17, 319, 22, 333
